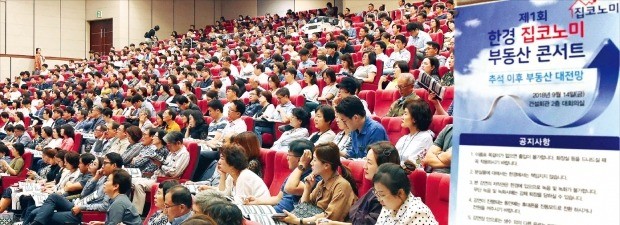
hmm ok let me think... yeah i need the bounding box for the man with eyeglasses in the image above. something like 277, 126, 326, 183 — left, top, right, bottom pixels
24, 153, 123, 225
164, 185, 193, 225
386, 73, 420, 117
89, 125, 108, 155
335, 96, 388, 159
100, 122, 120, 155
132, 131, 189, 214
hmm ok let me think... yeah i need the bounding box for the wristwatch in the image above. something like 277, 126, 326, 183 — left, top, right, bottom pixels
297, 164, 305, 171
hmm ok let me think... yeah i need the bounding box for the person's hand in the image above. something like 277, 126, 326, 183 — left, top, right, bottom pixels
332, 96, 342, 106
243, 195, 257, 205
379, 75, 387, 83
87, 221, 104, 225
304, 174, 318, 188
197, 185, 213, 191
279, 210, 299, 224
71, 206, 82, 215
216, 166, 227, 177
300, 150, 312, 168
428, 93, 440, 105
94, 169, 104, 179
316, 217, 332, 225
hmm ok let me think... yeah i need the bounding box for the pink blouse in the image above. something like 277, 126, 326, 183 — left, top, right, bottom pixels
60, 138, 75, 151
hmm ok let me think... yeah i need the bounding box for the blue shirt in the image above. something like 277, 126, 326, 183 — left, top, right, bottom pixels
348, 117, 388, 159
169, 211, 192, 225
274, 169, 313, 213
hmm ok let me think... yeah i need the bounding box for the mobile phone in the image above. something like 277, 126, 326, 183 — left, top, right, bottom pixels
271, 213, 287, 219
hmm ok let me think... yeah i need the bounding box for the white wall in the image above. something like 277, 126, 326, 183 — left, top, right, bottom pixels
0, 0, 86, 81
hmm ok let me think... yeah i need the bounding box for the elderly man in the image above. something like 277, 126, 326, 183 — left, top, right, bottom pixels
386, 73, 420, 117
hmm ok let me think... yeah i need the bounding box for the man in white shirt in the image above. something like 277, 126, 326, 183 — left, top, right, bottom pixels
222, 86, 241, 118
424, 41, 447, 66
283, 68, 302, 96
384, 35, 411, 75
132, 131, 189, 214
297, 49, 315, 71
221, 100, 247, 138
406, 22, 432, 66
39, 64, 50, 75
221, 56, 240, 80
254, 64, 270, 84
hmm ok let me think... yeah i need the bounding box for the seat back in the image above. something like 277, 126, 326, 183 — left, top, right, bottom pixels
344, 160, 371, 198
270, 151, 291, 196
290, 95, 306, 108
357, 90, 375, 113
175, 116, 186, 130
112, 115, 126, 124
143, 184, 160, 225
181, 141, 200, 180
259, 148, 276, 188
374, 90, 401, 117
425, 173, 450, 225
197, 99, 209, 114
441, 86, 454, 111
19, 152, 33, 178
242, 116, 254, 132
73, 133, 83, 153
429, 115, 453, 138
406, 45, 418, 68
409, 169, 427, 202
381, 117, 409, 145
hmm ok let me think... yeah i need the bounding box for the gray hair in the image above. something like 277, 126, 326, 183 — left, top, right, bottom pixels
400, 72, 416, 85
163, 131, 183, 144
194, 189, 228, 213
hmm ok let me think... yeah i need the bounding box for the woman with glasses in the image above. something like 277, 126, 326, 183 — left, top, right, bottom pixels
373, 163, 437, 225
280, 143, 358, 224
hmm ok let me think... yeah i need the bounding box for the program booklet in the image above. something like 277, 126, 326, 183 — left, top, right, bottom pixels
236, 205, 286, 225
417, 71, 446, 101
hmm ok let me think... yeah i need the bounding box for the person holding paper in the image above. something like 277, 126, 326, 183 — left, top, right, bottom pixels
385, 73, 420, 117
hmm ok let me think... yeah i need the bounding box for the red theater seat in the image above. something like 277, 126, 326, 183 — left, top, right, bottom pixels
197, 99, 209, 114
409, 168, 427, 202
374, 90, 401, 117
143, 183, 160, 225
441, 86, 454, 111
0, 152, 33, 195
381, 117, 409, 145
429, 115, 453, 138
345, 160, 371, 197
426, 172, 450, 225
358, 90, 375, 113
112, 115, 126, 124
270, 151, 290, 196
73, 133, 83, 152
259, 148, 276, 189
242, 116, 254, 132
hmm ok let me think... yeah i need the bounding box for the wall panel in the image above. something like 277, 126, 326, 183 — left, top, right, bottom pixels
60, 0, 87, 58
129, 0, 152, 45
35, 0, 61, 57
5, 0, 34, 55
174, 0, 195, 33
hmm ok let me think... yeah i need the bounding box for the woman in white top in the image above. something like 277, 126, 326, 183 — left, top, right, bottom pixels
299, 70, 319, 104
396, 99, 434, 168
317, 69, 339, 104
240, 58, 255, 80
215, 144, 270, 204
353, 52, 378, 83
308, 105, 336, 145
271, 108, 310, 151
253, 91, 276, 119
41, 108, 54, 128
52, 151, 82, 195
338, 54, 356, 76
45, 127, 63, 149
374, 163, 438, 225
11, 112, 25, 127
138, 109, 154, 132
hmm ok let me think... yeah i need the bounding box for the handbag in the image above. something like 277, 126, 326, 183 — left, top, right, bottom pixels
0, 212, 14, 225
291, 202, 324, 219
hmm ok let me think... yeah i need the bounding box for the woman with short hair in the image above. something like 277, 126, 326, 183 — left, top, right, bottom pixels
374, 163, 438, 225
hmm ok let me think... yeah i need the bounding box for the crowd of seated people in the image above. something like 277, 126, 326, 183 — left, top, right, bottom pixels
0, 0, 455, 224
